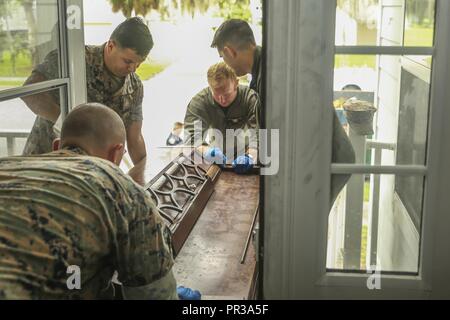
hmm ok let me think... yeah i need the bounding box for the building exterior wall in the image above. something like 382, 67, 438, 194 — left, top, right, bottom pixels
375, 0, 420, 272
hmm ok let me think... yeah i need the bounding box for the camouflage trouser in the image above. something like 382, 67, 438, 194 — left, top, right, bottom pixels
0, 277, 116, 300
22, 117, 56, 156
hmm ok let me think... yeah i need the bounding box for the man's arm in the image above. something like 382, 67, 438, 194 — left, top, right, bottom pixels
21, 71, 60, 123
113, 189, 178, 300
21, 49, 61, 123
126, 120, 147, 186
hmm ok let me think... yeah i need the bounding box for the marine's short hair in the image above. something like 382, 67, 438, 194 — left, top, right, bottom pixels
61, 103, 125, 151
211, 19, 256, 51
207, 62, 238, 87
110, 17, 154, 57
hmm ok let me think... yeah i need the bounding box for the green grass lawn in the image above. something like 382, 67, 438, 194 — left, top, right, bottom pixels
0, 79, 25, 89
364, 180, 370, 202
136, 61, 170, 81
360, 181, 370, 269
404, 27, 434, 68
1, 49, 170, 81
335, 55, 376, 69
404, 27, 434, 47
0, 54, 169, 88
335, 27, 433, 70
0, 51, 33, 77
361, 225, 368, 269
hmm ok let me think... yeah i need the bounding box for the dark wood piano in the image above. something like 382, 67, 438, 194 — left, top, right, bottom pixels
145, 149, 259, 300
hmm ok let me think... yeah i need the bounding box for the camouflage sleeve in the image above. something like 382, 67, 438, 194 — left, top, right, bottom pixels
128, 102, 143, 122
128, 82, 144, 122
110, 175, 175, 289
183, 99, 210, 147
246, 90, 260, 150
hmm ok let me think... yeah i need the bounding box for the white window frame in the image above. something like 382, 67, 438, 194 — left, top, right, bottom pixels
263, 0, 450, 299
0, 0, 86, 121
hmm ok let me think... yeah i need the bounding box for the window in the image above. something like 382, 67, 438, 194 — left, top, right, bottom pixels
0, 87, 66, 156
0, 0, 72, 158
0, 0, 62, 90
328, 0, 435, 274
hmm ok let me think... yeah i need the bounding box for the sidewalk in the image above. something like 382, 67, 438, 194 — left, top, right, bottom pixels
138, 47, 220, 178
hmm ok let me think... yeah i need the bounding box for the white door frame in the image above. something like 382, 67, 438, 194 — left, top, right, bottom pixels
66, 0, 87, 111
263, 0, 450, 299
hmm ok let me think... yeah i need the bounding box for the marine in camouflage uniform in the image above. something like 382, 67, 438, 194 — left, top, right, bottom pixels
249, 45, 262, 127
0, 146, 176, 299
250, 45, 262, 97
183, 85, 259, 158
22, 44, 144, 155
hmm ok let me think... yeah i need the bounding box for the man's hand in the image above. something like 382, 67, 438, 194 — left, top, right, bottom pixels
232, 154, 254, 174
127, 121, 147, 185
203, 147, 227, 167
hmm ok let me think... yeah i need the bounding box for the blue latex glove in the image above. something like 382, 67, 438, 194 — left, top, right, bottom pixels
177, 286, 201, 300
166, 132, 183, 146
232, 154, 254, 174
203, 147, 227, 167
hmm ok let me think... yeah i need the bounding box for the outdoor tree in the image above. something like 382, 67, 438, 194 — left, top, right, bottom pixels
0, 1, 18, 63
0, 0, 34, 75
109, 0, 160, 18
406, 0, 434, 27
176, 0, 210, 17
337, 0, 378, 24
108, 0, 254, 22
21, 0, 37, 60
215, 0, 251, 21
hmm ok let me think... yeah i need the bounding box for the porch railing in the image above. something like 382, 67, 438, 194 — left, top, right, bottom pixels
0, 129, 30, 156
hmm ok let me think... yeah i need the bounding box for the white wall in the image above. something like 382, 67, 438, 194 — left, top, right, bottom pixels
374, 0, 420, 273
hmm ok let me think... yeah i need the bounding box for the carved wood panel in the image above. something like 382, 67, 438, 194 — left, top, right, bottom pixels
145, 153, 220, 256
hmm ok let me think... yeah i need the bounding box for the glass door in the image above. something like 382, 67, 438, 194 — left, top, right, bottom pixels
263, 0, 450, 299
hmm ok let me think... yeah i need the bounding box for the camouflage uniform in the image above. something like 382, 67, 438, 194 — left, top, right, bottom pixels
184, 85, 259, 159
250, 46, 262, 97
250, 46, 262, 127
23, 44, 144, 155
0, 147, 175, 299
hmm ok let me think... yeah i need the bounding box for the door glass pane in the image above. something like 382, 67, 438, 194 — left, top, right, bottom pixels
333, 54, 431, 166
0, 0, 61, 91
0, 87, 63, 157
336, 0, 380, 46
404, 0, 435, 47
336, 0, 435, 47
327, 174, 424, 274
